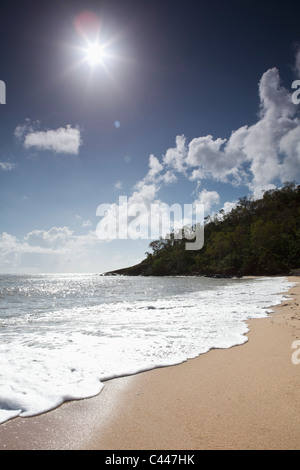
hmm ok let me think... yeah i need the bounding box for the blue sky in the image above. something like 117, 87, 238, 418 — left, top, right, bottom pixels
1, 0, 300, 273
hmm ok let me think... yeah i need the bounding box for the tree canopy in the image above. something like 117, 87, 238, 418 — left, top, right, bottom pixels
107, 183, 300, 277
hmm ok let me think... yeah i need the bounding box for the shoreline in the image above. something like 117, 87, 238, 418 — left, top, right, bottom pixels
0, 276, 299, 450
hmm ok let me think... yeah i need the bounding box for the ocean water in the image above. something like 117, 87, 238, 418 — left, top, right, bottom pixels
0, 274, 295, 424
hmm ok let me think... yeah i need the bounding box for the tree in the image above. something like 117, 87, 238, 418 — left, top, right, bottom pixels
120, 183, 300, 277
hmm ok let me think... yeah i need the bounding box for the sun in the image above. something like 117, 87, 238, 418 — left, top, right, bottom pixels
85, 43, 104, 66
69, 10, 128, 78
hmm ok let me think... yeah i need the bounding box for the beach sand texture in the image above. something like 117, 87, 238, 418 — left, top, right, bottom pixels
0, 276, 299, 450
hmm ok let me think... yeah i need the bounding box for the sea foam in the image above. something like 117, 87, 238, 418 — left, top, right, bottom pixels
0, 275, 295, 424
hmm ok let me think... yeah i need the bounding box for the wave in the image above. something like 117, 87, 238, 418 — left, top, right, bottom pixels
0, 276, 295, 424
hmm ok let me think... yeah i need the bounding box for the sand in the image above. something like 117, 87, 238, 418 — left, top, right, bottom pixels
0, 276, 299, 450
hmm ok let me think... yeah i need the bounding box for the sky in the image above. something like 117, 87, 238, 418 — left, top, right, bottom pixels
1, 0, 300, 273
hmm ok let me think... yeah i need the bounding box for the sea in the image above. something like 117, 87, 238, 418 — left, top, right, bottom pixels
0, 273, 295, 424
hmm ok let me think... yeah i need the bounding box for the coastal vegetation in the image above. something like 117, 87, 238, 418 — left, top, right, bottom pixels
107, 182, 300, 277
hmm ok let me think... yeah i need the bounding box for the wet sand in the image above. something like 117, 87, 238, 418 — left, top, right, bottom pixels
0, 276, 299, 450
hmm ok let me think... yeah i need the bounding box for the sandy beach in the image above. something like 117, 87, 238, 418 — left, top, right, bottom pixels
0, 276, 299, 450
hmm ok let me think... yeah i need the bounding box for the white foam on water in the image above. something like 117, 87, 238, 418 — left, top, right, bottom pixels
0, 275, 295, 424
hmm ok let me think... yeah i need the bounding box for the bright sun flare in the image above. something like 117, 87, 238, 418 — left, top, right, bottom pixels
85, 43, 104, 66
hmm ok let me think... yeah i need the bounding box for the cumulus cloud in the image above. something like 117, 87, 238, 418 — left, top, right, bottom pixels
25, 227, 74, 250
96, 49, 300, 245
144, 153, 177, 185
182, 66, 298, 190
221, 200, 238, 215
24, 125, 81, 155
153, 53, 300, 199
279, 125, 300, 181
162, 134, 187, 173
15, 120, 81, 155
148, 154, 164, 178
14, 119, 39, 141
194, 189, 220, 214
0, 227, 99, 272
187, 135, 240, 184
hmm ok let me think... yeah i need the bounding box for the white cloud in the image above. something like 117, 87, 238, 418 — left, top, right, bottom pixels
7, 52, 300, 273
14, 118, 40, 141
187, 135, 232, 182
188, 135, 226, 166
96, 147, 169, 241
0, 161, 16, 171
194, 189, 220, 214
15, 120, 82, 155
96, 53, 300, 244
240, 68, 297, 189
258, 67, 295, 119
161, 170, 177, 184
252, 184, 277, 201
0, 227, 101, 272
93, 50, 300, 256
221, 200, 238, 215
158, 54, 300, 194
131, 181, 159, 205
0, 232, 22, 268
279, 125, 300, 181
114, 180, 123, 189
23, 125, 81, 155
25, 227, 74, 250
0, 232, 18, 251
82, 220, 93, 228
145, 153, 177, 185
163, 134, 187, 173
148, 154, 164, 178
